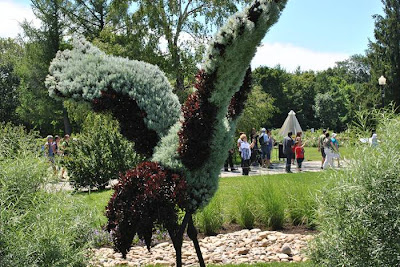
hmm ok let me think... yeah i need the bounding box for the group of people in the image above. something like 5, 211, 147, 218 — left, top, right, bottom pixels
44, 134, 70, 176
224, 128, 276, 176
282, 132, 306, 173
282, 129, 341, 173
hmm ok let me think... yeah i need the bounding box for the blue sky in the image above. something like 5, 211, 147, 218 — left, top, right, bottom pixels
0, 0, 384, 71
264, 0, 382, 54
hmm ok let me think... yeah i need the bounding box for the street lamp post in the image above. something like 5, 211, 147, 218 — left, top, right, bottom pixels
378, 75, 386, 108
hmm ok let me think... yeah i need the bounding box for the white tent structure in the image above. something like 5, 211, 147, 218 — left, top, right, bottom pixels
278, 110, 303, 137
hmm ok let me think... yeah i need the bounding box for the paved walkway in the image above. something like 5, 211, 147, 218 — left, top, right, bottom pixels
45, 160, 346, 192
220, 160, 329, 178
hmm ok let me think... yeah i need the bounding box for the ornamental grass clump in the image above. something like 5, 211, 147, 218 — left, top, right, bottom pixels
236, 188, 256, 229
284, 180, 319, 228
0, 122, 41, 160
0, 124, 95, 267
310, 114, 400, 266
194, 197, 224, 236
254, 179, 285, 230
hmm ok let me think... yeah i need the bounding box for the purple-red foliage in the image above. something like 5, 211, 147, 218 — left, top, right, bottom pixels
106, 161, 187, 257
92, 91, 159, 158
178, 70, 218, 170
227, 68, 252, 120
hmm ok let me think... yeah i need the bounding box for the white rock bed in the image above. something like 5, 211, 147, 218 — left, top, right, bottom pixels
91, 229, 313, 266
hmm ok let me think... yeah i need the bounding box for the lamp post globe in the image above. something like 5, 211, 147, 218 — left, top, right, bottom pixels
378, 75, 386, 108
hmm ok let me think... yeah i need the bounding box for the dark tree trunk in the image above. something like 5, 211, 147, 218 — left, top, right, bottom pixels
175, 70, 185, 92
63, 105, 72, 135
171, 44, 185, 92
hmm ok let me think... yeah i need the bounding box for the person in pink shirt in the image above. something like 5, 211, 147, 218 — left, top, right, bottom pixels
294, 137, 306, 171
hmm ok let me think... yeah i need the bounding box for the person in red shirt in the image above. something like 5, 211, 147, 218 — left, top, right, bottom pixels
294, 137, 305, 171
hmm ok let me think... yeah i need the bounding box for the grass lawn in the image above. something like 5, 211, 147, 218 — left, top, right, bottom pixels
76, 170, 335, 233
74, 189, 113, 227
302, 146, 354, 161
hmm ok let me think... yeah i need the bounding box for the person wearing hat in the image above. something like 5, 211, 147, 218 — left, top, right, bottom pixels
331, 133, 341, 167
44, 135, 56, 174
44, 135, 55, 160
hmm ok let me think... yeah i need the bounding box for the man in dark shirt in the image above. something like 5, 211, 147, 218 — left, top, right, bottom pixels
283, 132, 295, 173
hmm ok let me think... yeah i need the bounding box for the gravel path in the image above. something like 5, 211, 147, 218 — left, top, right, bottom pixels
91, 229, 312, 266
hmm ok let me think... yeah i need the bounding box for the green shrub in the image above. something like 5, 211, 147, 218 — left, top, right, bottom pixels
0, 122, 41, 160
62, 113, 140, 189
254, 179, 285, 230
236, 189, 255, 229
310, 114, 400, 266
194, 197, 224, 235
0, 154, 95, 266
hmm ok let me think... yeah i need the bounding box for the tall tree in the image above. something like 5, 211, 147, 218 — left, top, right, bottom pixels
253, 66, 291, 128
237, 85, 276, 134
127, 0, 253, 92
0, 38, 23, 123
17, 0, 72, 135
63, 0, 113, 39
368, 0, 400, 107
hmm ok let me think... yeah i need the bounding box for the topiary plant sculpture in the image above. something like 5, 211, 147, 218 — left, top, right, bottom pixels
46, 0, 287, 265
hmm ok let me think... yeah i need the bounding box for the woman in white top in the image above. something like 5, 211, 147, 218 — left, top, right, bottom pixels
370, 132, 378, 147
240, 134, 255, 175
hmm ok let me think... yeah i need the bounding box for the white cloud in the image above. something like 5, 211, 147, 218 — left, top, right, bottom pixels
251, 42, 349, 72
0, 0, 40, 38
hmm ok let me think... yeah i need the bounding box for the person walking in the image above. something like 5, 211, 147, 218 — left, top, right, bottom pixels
237, 132, 244, 153
318, 129, 327, 169
294, 137, 305, 172
240, 134, 255, 175
60, 134, 70, 179
322, 132, 337, 170
237, 132, 245, 170
331, 133, 341, 167
370, 130, 378, 147
54, 135, 62, 155
266, 129, 274, 169
259, 128, 270, 168
292, 132, 302, 165
44, 135, 56, 174
45, 135, 55, 160
283, 132, 295, 173
224, 148, 237, 172
61, 134, 70, 155
250, 128, 259, 166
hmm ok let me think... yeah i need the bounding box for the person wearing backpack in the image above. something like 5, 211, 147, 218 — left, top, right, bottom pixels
322, 132, 337, 170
